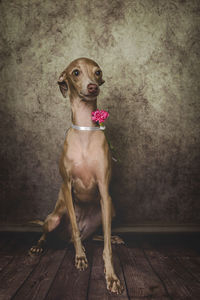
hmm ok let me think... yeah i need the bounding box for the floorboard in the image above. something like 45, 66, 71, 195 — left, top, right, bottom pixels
0, 236, 18, 274
173, 256, 200, 283
143, 238, 200, 300
0, 234, 40, 300
0, 233, 199, 300
117, 240, 169, 299
88, 242, 128, 300
45, 241, 93, 300
13, 248, 66, 300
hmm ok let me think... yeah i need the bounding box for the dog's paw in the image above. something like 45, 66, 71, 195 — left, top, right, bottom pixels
75, 254, 88, 271
29, 245, 44, 256
106, 275, 124, 294
111, 235, 125, 245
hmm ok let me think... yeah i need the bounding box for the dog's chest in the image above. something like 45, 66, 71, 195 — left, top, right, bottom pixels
65, 138, 99, 190
71, 160, 96, 189
69, 154, 99, 203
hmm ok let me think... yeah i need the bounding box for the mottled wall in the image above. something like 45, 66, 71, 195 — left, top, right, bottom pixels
0, 0, 199, 225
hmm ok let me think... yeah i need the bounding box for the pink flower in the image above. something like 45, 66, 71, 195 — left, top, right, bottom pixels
91, 109, 109, 124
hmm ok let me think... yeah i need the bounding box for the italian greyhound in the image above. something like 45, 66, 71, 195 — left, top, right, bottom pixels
29, 57, 124, 294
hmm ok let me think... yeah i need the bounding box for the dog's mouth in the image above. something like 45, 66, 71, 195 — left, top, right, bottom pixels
80, 91, 99, 99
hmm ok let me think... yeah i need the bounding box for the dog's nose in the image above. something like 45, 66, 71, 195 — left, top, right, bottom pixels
87, 83, 98, 94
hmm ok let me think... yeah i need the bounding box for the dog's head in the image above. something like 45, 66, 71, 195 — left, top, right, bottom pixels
57, 58, 105, 101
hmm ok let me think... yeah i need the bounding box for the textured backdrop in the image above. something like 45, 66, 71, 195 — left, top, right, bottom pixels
0, 0, 199, 226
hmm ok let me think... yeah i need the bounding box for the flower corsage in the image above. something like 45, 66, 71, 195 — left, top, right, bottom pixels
91, 109, 119, 162
91, 109, 109, 127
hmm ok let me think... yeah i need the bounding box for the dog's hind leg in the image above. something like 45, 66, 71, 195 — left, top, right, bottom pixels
29, 188, 66, 255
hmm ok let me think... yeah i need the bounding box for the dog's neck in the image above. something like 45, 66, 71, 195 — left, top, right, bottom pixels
70, 96, 98, 127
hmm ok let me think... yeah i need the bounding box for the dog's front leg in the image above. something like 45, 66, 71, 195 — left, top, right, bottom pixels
98, 183, 124, 294
62, 182, 88, 271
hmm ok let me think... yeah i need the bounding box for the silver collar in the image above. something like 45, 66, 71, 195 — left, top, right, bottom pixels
71, 124, 106, 131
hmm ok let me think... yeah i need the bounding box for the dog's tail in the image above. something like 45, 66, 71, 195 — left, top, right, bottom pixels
28, 219, 44, 226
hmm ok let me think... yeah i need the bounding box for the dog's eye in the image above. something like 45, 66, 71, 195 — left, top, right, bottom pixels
95, 70, 101, 76
73, 69, 79, 76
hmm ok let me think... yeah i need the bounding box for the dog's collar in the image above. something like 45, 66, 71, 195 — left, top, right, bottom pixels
71, 124, 106, 131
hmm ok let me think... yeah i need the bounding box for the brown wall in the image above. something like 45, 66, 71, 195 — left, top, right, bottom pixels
0, 0, 199, 226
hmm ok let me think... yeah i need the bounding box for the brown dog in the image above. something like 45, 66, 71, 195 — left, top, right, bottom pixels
29, 57, 124, 294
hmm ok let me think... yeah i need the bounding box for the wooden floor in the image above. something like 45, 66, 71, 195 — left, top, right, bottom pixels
0, 233, 199, 300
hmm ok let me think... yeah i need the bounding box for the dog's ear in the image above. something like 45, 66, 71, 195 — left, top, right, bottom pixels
99, 79, 105, 86
57, 75, 68, 98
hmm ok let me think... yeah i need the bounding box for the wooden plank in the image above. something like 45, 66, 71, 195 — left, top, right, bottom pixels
0, 233, 38, 274
88, 243, 128, 300
189, 257, 200, 280
142, 234, 200, 257
172, 256, 200, 282
144, 247, 200, 299
12, 247, 66, 300
0, 235, 19, 273
0, 255, 13, 273
46, 241, 92, 300
0, 239, 41, 299
116, 243, 168, 299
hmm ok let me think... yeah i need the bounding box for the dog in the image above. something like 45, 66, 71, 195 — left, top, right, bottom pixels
29, 57, 124, 294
